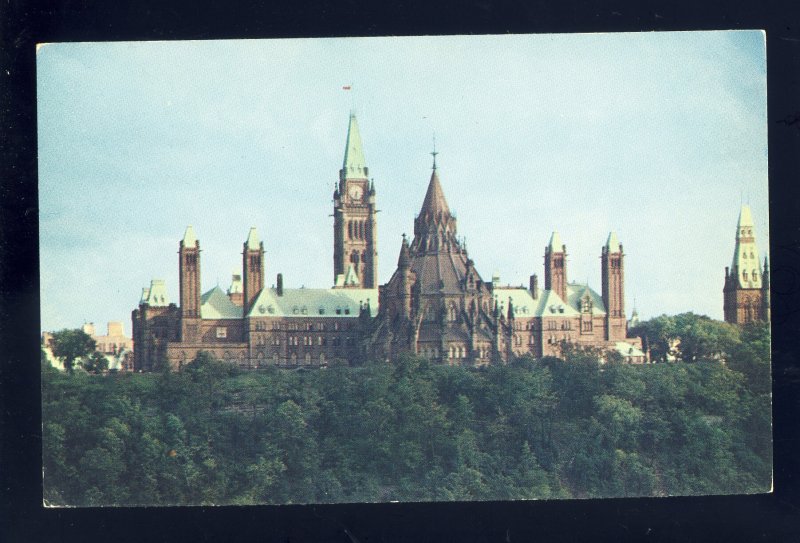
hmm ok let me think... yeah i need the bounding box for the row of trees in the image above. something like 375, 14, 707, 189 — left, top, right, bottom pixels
41, 315, 771, 505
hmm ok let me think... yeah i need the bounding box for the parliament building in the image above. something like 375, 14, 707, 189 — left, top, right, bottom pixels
132, 114, 646, 371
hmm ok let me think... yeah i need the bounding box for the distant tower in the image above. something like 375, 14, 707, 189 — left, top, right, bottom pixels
601, 231, 626, 341
544, 232, 567, 302
179, 225, 201, 318
243, 227, 264, 315
724, 205, 769, 324
333, 113, 378, 289
178, 226, 201, 344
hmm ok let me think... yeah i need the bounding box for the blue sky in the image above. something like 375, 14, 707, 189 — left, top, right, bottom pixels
37, 31, 768, 333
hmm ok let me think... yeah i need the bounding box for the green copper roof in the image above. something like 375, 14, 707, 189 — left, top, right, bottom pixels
182, 225, 197, 247
143, 279, 170, 306
614, 341, 645, 359
548, 231, 564, 252
737, 204, 754, 229
731, 205, 762, 289
606, 231, 620, 253
492, 282, 606, 318
342, 113, 367, 179
246, 227, 260, 251
247, 287, 378, 318
200, 286, 243, 319
566, 283, 607, 315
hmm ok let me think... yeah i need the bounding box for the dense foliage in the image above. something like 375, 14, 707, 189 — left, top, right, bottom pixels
42, 318, 771, 506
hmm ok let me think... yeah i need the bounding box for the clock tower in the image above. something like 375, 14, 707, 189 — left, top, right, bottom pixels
333, 113, 378, 289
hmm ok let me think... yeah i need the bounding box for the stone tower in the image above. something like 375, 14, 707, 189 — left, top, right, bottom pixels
724, 205, 769, 324
333, 113, 378, 289
544, 231, 568, 302
179, 225, 201, 342
243, 227, 264, 315
601, 231, 626, 340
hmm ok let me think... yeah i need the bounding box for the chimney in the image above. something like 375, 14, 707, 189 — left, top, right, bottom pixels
277, 273, 284, 296
529, 274, 538, 299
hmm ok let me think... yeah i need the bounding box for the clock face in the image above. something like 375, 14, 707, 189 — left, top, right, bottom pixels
349, 185, 363, 201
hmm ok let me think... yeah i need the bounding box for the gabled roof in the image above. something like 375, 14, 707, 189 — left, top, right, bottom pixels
342, 113, 367, 179
566, 283, 607, 315
492, 282, 606, 318
201, 286, 243, 319
246, 287, 379, 318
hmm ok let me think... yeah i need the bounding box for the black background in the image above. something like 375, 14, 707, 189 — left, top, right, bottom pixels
2, 1, 799, 541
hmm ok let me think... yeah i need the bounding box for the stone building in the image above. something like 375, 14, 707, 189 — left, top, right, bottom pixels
132, 114, 642, 371
723, 205, 770, 324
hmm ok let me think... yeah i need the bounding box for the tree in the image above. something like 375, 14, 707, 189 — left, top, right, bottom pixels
83, 351, 109, 374
50, 329, 96, 374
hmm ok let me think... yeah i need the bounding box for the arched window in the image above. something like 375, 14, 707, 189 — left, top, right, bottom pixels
743, 271, 748, 281
348, 221, 353, 239
753, 270, 758, 281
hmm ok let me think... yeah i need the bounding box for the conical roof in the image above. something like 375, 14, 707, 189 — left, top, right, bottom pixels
418, 168, 451, 221
342, 113, 367, 179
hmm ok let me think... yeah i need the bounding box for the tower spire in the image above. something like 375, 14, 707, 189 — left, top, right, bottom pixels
341, 112, 367, 182
431, 133, 438, 170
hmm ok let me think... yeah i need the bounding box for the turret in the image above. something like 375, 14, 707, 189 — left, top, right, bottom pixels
179, 226, 201, 318
601, 231, 625, 319
544, 232, 567, 302
243, 227, 264, 314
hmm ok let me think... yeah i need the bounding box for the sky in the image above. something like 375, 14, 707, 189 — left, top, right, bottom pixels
37, 31, 768, 334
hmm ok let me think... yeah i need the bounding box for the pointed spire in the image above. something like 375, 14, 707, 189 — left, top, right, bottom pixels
245, 227, 260, 251
419, 167, 451, 220
398, 234, 411, 268
342, 113, 367, 179
548, 231, 564, 252
737, 204, 755, 230
730, 205, 762, 289
431, 133, 438, 170
182, 225, 197, 248
606, 231, 621, 253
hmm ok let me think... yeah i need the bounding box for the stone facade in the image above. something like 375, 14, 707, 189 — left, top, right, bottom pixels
132, 114, 643, 371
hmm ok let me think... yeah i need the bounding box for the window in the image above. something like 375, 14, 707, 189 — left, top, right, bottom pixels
216, 327, 227, 339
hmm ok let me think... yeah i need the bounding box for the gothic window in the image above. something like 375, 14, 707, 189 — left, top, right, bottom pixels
743, 271, 748, 281
348, 221, 352, 240
362, 251, 368, 263
753, 271, 758, 281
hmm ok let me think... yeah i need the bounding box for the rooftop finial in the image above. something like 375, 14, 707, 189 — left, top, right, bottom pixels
431, 133, 438, 170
